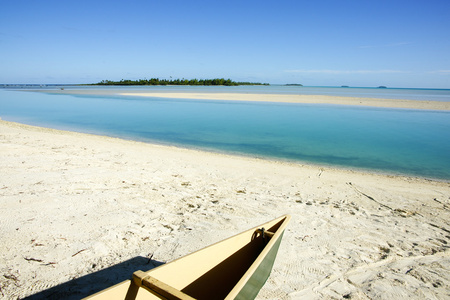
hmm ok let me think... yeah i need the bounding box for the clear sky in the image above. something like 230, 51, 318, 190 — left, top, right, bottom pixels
1, 0, 449, 88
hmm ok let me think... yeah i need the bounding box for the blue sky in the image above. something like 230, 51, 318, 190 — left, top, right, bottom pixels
1, 0, 449, 88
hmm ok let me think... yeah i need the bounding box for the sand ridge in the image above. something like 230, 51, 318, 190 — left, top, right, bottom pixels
32, 89, 450, 110
121, 92, 450, 110
0, 120, 449, 299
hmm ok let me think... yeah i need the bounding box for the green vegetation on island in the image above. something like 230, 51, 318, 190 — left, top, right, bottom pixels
93, 78, 269, 86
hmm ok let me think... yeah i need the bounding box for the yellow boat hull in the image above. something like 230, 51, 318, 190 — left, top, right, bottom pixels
84, 215, 290, 300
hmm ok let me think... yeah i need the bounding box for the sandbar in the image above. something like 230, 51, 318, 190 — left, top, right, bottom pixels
35, 89, 450, 110
1, 119, 449, 299
121, 92, 450, 110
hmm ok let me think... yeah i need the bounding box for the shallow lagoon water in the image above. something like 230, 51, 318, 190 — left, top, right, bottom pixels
1, 89, 449, 180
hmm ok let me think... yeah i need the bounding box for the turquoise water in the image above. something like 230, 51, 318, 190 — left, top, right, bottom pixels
1, 89, 449, 180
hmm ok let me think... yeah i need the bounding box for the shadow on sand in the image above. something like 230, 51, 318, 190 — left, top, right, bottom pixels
23, 256, 164, 300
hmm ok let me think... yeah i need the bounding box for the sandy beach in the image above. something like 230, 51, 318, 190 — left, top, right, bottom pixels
0, 118, 449, 299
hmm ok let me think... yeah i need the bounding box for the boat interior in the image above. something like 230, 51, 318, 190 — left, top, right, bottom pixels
133, 218, 285, 300
84, 215, 289, 300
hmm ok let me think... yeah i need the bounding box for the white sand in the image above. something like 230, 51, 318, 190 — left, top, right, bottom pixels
39, 89, 450, 110
1, 119, 449, 299
120, 92, 450, 111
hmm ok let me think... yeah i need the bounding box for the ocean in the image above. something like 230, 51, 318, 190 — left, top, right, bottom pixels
1, 86, 449, 180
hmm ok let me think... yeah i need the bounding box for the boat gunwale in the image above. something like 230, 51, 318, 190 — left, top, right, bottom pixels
83, 214, 291, 300
224, 214, 291, 299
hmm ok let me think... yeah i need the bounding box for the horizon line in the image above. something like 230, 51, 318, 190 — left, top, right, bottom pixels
1, 83, 450, 90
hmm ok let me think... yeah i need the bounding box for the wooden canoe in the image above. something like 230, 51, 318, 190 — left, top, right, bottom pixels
84, 215, 290, 300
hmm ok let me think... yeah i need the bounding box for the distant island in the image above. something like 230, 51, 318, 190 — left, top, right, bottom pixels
92, 78, 269, 86
284, 84, 303, 86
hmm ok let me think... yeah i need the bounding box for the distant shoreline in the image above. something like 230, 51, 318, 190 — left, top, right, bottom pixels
2, 84, 450, 90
